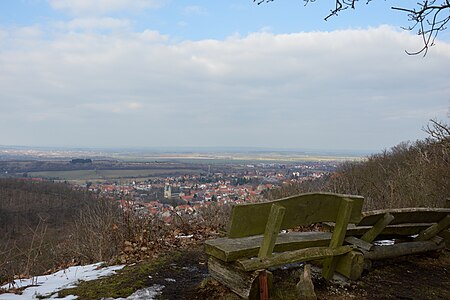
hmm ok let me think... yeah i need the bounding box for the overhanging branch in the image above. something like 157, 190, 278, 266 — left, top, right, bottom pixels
253, 0, 450, 55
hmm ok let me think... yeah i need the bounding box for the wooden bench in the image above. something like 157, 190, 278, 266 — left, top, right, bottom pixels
204, 192, 365, 299
324, 207, 450, 275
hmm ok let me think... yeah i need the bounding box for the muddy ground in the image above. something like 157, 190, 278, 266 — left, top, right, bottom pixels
156, 247, 450, 300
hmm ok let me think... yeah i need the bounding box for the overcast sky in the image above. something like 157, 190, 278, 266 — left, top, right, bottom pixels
1, 0, 449, 152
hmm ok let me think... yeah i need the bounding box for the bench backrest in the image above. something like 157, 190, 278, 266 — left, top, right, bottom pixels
227, 192, 364, 238
358, 208, 450, 226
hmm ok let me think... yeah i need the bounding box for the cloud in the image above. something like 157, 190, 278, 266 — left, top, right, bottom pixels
182, 5, 207, 16
48, 0, 165, 15
0, 25, 449, 150
56, 17, 131, 31
81, 101, 144, 113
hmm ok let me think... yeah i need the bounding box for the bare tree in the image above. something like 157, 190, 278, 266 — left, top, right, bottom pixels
254, 0, 450, 55
424, 119, 450, 142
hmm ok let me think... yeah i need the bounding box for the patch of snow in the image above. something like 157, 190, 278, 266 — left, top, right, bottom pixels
104, 285, 164, 300
1, 263, 125, 299
374, 239, 395, 246
175, 234, 193, 239
164, 278, 176, 282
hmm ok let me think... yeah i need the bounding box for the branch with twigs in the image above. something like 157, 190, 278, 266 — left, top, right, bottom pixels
392, 2, 450, 55
424, 119, 450, 142
253, 0, 450, 55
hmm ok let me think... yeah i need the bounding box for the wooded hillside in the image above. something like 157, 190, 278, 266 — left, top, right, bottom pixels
267, 120, 450, 210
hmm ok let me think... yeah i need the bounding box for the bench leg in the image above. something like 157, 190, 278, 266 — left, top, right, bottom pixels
258, 270, 269, 300
415, 215, 450, 241
208, 257, 272, 299
335, 250, 364, 280
322, 198, 354, 280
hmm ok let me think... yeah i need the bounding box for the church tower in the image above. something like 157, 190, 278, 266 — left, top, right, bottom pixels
164, 184, 172, 199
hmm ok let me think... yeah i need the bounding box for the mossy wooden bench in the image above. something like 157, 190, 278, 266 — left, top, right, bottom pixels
204, 192, 364, 299
324, 207, 450, 276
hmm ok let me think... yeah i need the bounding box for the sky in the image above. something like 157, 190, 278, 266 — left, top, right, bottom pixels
0, 0, 449, 153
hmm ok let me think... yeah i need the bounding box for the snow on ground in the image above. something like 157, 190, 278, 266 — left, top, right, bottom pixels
0, 263, 125, 299
103, 285, 165, 300
374, 239, 395, 246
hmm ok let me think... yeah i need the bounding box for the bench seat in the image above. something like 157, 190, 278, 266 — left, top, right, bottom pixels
204, 193, 365, 299
323, 207, 450, 265
358, 208, 450, 226
205, 231, 333, 262
324, 223, 434, 237
325, 208, 450, 240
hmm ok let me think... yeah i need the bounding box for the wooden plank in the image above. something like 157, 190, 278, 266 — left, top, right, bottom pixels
335, 250, 364, 280
364, 240, 445, 260
208, 256, 268, 299
415, 214, 450, 241
258, 271, 270, 300
205, 231, 333, 262
258, 204, 286, 258
361, 213, 395, 243
438, 229, 450, 249
341, 223, 434, 237
237, 245, 354, 272
322, 198, 354, 280
430, 236, 444, 244
344, 236, 373, 251
358, 208, 450, 226
228, 193, 364, 238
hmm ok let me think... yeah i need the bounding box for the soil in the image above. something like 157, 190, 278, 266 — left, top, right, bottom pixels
145, 249, 209, 300
151, 247, 450, 300
49, 245, 450, 299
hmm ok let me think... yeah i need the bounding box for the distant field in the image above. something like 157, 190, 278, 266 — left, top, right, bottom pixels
28, 168, 203, 181
152, 156, 363, 165
1, 146, 367, 165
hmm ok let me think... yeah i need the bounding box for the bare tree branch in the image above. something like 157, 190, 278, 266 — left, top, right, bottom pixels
424, 119, 450, 142
254, 0, 450, 55
393, 2, 450, 55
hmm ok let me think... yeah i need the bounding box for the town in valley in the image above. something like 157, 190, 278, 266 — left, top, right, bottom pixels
0, 146, 358, 223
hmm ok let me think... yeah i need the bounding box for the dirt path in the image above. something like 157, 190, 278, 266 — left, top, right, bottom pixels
147, 248, 209, 299
157, 248, 450, 299
355, 251, 450, 299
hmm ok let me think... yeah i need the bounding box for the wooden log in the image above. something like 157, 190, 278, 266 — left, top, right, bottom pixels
335, 250, 364, 280
361, 213, 395, 243
208, 256, 272, 299
415, 215, 450, 241
344, 236, 373, 251
205, 231, 332, 262
258, 204, 286, 258
323, 198, 354, 280
237, 245, 354, 272
364, 240, 445, 261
